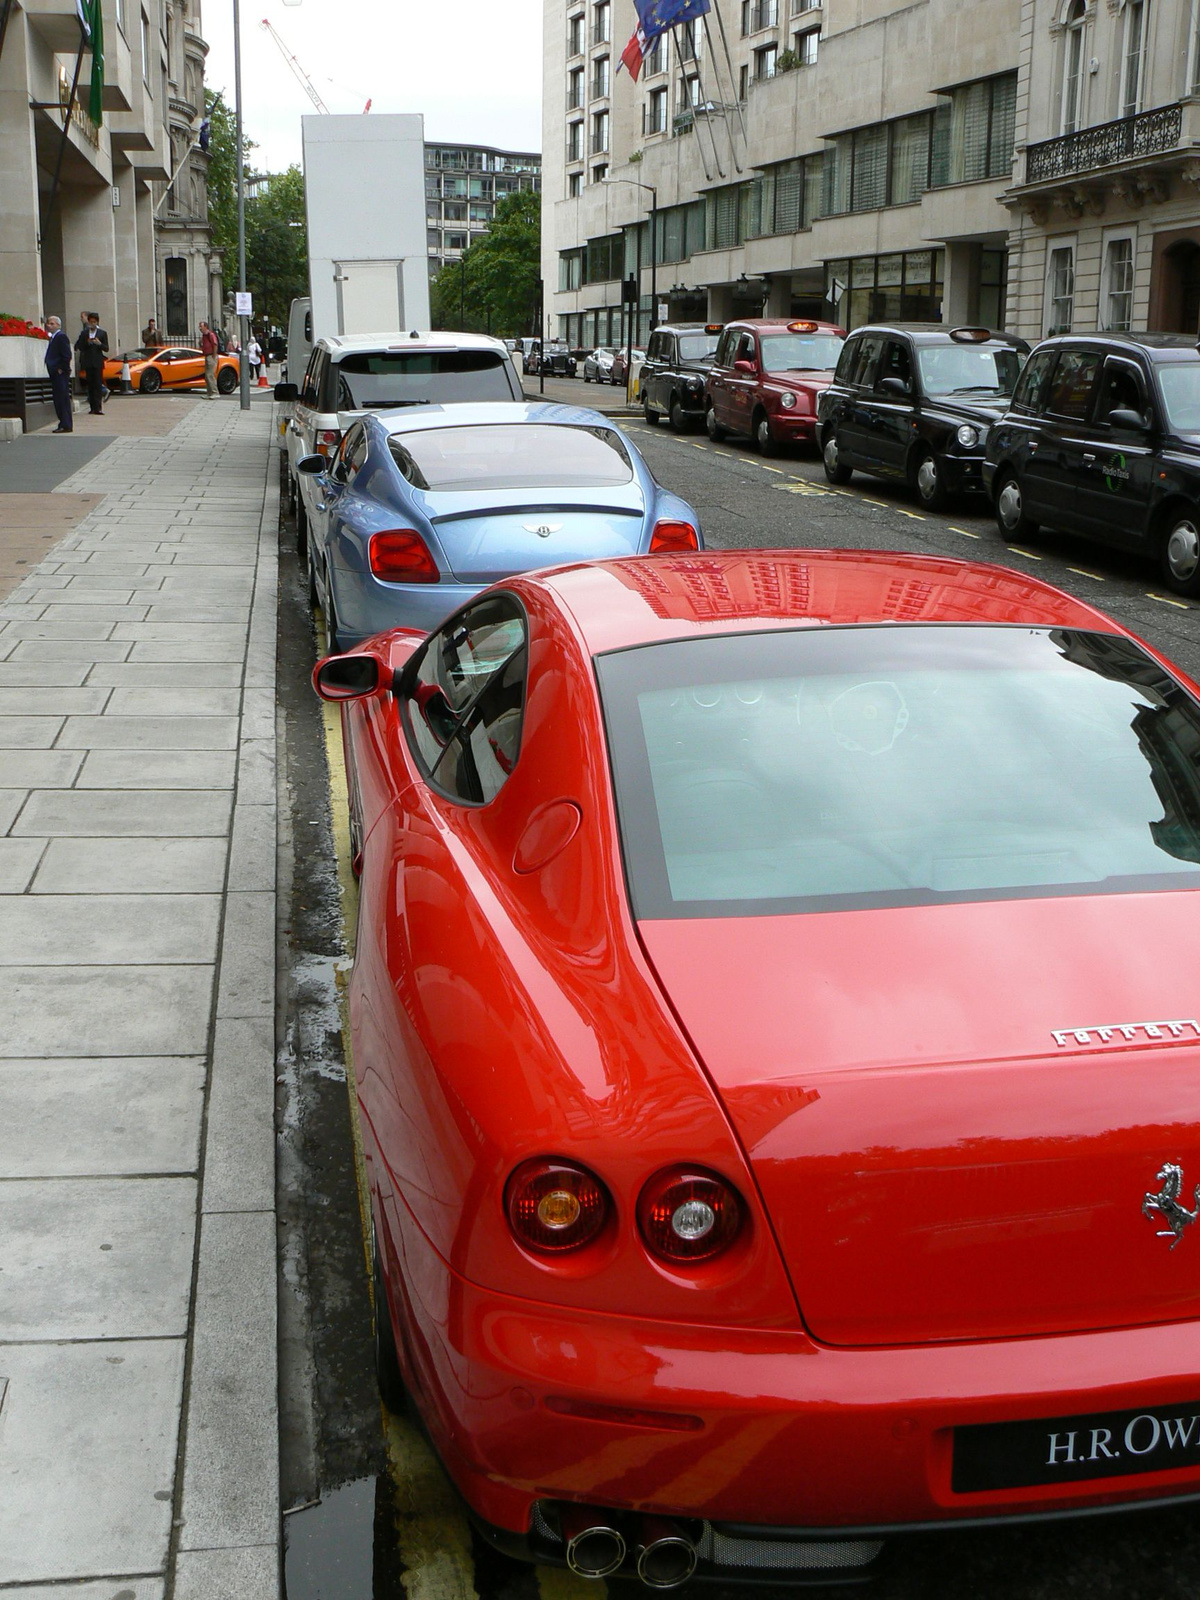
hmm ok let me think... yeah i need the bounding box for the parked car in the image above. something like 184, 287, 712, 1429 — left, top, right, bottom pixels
984, 332, 1200, 596
583, 347, 618, 384
610, 345, 645, 388
518, 337, 540, 374
706, 318, 845, 454
640, 322, 723, 431
818, 323, 1029, 507
275, 330, 522, 551
102, 345, 240, 395
316, 544, 1200, 1584
539, 342, 578, 377
296, 400, 701, 649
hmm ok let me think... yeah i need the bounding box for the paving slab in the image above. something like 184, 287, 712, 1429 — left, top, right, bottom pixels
13, 788, 232, 835
0, 893, 220, 964
32, 836, 227, 893
106, 686, 242, 717
8, 638, 131, 661
173, 1547, 279, 1599
0, 838, 44, 892
0, 965, 212, 1056
0, 1583, 164, 1600
0, 1338, 183, 1582
0, 716, 64, 747
86, 660, 243, 686
0, 790, 26, 832
76, 748, 238, 788
0, 1057, 204, 1176
57, 714, 240, 749
0, 661, 91, 685
0, 750, 82, 787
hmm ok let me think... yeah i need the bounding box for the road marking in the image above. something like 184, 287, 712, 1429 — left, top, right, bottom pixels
1147, 592, 1191, 609
776, 482, 832, 497
862, 498, 888, 508
758, 463, 784, 473
947, 526, 979, 537
1067, 566, 1106, 581
1008, 546, 1043, 560
895, 509, 926, 521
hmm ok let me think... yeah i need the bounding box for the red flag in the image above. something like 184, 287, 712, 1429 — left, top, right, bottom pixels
619, 24, 647, 79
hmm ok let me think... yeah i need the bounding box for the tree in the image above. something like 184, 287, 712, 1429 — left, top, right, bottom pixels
431, 189, 540, 338
203, 88, 246, 258
245, 167, 309, 332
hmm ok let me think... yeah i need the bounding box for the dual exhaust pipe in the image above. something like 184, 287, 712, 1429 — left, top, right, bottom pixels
562, 1507, 698, 1588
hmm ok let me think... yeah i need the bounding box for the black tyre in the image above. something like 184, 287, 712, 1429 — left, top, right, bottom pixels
643, 398, 661, 425
372, 1229, 407, 1414
913, 450, 948, 512
139, 367, 162, 395
669, 396, 691, 434
994, 471, 1039, 542
705, 404, 727, 442
1160, 509, 1200, 597
822, 431, 852, 484
754, 410, 779, 457
217, 366, 237, 395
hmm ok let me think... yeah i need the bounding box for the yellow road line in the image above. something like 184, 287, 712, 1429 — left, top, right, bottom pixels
1067, 566, 1105, 581
1008, 546, 1043, 560
862, 498, 888, 508
1147, 592, 1191, 609
757, 463, 783, 473
895, 509, 925, 520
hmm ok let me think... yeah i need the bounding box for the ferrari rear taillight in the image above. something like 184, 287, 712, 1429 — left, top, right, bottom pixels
649, 520, 700, 554
316, 428, 341, 457
637, 1167, 743, 1263
505, 1158, 610, 1253
368, 529, 439, 583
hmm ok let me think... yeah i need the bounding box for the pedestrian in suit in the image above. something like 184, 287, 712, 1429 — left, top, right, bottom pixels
75, 313, 109, 414
43, 316, 74, 433
142, 318, 164, 349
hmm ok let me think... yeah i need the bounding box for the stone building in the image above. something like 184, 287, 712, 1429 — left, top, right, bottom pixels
425, 141, 541, 276
540, 0, 1200, 347
0, 0, 218, 354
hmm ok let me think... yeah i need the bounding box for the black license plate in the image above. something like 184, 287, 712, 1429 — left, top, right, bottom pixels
954, 1399, 1200, 1493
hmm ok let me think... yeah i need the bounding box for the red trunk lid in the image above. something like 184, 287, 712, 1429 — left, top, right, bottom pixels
639, 891, 1200, 1346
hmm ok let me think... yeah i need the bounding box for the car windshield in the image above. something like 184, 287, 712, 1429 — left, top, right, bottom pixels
389, 423, 634, 491
334, 350, 513, 409
678, 334, 721, 362
916, 344, 1023, 397
1155, 362, 1200, 432
759, 333, 844, 374
122, 348, 156, 361
597, 625, 1200, 919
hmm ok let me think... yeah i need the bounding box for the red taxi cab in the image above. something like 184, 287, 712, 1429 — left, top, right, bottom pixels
705, 317, 845, 454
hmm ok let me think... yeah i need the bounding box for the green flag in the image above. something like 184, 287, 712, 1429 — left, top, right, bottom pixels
76, 0, 103, 126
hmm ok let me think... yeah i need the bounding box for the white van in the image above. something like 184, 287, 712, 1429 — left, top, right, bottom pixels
284, 297, 312, 384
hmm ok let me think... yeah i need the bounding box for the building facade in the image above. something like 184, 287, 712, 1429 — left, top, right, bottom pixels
541, 0, 1200, 349
0, 0, 218, 357
425, 141, 541, 275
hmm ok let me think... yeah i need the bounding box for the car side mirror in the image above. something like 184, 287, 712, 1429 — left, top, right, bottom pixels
1107, 407, 1150, 432
733, 359, 756, 376
274, 381, 299, 401
296, 454, 327, 476
879, 376, 910, 398
312, 651, 393, 702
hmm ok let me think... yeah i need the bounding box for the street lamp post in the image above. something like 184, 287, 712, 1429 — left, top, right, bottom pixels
606, 177, 658, 341
233, 0, 250, 410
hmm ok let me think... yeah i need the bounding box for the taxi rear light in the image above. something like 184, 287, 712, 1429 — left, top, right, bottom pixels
950, 326, 992, 343
368, 529, 439, 583
650, 520, 700, 554
316, 428, 341, 458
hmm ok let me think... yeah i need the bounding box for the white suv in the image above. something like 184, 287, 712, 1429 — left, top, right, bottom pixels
277, 330, 523, 550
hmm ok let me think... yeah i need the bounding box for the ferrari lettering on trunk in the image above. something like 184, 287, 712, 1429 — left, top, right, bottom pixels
1050, 1019, 1200, 1049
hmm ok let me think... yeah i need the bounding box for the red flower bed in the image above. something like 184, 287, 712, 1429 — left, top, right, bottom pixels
0, 316, 49, 340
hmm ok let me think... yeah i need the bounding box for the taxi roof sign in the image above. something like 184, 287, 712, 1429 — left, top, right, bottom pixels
705, 323, 724, 333
949, 326, 993, 343
788, 320, 820, 333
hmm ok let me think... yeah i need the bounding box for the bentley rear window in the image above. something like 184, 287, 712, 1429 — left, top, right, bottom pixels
390, 424, 633, 491
597, 626, 1200, 918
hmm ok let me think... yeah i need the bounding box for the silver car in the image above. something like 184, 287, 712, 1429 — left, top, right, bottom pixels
583, 346, 618, 384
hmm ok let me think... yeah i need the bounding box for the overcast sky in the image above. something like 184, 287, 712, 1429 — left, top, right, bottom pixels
202, 0, 543, 173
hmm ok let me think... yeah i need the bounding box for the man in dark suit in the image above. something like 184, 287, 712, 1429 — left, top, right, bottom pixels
74, 312, 109, 414
43, 316, 74, 433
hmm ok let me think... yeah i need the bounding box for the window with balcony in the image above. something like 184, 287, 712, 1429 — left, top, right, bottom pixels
645, 86, 669, 134
446, 233, 468, 252
795, 26, 819, 64
681, 71, 701, 107
592, 55, 610, 98
678, 20, 700, 60
1121, 0, 1146, 119
567, 121, 584, 162
593, 1, 610, 45
1047, 244, 1075, 334
568, 67, 584, 109
568, 12, 585, 55
444, 202, 467, 221
742, 0, 778, 33
646, 35, 667, 74
1102, 235, 1135, 330
591, 109, 609, 154
792, 0, 819, 10
753, 43, 778, 81
1061, 0, 1087, 134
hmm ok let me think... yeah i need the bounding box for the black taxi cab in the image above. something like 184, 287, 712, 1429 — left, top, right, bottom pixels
817, 323, 1029, 508
640, 322, 723, 431
983, 333, 1200, 596
705, 318, 845, 454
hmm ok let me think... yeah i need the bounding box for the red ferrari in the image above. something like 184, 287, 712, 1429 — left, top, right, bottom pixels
316, 549, 1200, 1586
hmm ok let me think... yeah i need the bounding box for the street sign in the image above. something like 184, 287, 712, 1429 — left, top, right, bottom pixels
235, 291, 253, 317
657, 302, 668, 323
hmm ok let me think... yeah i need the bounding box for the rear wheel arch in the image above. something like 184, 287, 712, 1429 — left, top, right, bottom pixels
1156, 496, 1200, 596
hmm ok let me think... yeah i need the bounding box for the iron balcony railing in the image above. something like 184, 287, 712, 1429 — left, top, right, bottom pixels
1026, 102, 1182, 183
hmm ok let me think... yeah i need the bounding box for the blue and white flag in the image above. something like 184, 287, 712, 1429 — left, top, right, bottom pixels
633, 0, 711, 43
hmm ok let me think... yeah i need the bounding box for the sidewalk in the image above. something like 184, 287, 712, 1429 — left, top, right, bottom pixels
0, 397, 281, 1595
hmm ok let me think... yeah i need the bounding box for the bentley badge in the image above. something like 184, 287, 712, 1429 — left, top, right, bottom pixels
524, 522, 562, 538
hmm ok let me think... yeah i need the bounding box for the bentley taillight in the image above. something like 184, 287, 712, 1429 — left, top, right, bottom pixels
368, 529, 439, 583
637, 1167, 743, 1263
649, 520, 700, 554
505, 1158, 610, 1253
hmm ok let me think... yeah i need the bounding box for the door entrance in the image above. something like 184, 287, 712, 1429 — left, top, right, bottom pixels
1155, 239, 1200, 334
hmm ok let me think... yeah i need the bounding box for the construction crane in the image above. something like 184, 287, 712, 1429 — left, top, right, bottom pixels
259, 17, 371, 114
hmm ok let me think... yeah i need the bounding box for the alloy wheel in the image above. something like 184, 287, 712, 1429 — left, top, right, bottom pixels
1164, 516, 1200, 593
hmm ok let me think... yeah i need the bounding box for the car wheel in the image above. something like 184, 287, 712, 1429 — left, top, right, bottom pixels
754, 411, 779, 458
217, 367, 237, 395
643, 397, 661, 426
583, 372, 591, 383
994, 472, 1039, 542
705, 404, 727, 442
669, 396, 691, 434
1161, 510, 1200, 597
822, 431, 852, 484
913, 450, 948, 511
139, 367, 162, 395
372, 1228, 407, 1414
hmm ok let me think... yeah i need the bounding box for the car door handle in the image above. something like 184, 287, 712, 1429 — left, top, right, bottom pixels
1082, 452, 1096, 461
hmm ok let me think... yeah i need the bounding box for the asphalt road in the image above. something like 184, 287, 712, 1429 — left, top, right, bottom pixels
279, 427, 1200, 1599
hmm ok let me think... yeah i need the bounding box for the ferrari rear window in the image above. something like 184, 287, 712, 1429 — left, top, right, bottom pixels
389, 424, 633, 491
597, 626, 1200, 918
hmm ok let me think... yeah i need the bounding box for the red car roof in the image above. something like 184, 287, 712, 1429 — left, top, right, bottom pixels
533, 549, 1123, 657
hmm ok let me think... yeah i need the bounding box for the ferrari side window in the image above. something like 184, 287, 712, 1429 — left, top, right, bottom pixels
432, 647, 527, 804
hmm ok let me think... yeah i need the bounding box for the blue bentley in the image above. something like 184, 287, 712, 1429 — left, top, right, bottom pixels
295, 401, 703, 649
